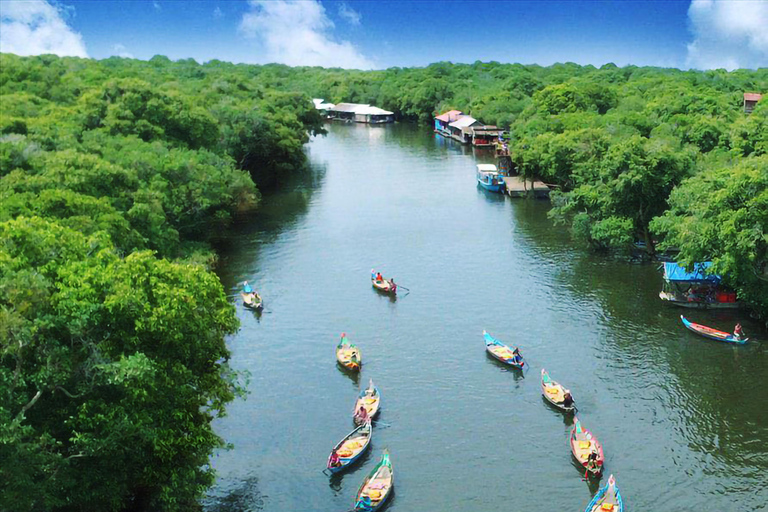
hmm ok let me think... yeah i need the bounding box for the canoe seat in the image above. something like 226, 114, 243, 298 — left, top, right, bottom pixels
545, 387, 559, 394
338, 449, 353, 457
579, 441, 591, 449
601, 504, 614, 511
366, 489, 382, 499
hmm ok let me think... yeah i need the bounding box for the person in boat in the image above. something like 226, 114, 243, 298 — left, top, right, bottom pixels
562, 391, 574, 408
356, 495, 372, 510
375, 272, 383, 283
733, 323, 745, 340
511, 347, 523, 365
355, 405, 369, 423
329, 448, 342, 467
390, 279, 397, 294
585, 450, 599, 476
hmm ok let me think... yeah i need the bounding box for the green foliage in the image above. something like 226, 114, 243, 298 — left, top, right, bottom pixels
651, 156, 768, 317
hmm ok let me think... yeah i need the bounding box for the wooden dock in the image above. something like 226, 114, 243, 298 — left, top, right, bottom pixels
502, 176, 551, 198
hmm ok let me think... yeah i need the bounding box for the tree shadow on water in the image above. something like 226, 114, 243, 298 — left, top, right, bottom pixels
202, 476, 266, 512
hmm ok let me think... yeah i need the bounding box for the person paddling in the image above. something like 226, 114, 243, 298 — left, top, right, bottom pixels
733, 323, 745, 340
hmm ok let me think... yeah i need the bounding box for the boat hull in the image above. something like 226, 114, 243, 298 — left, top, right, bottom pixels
477, 179, 504, 193
681, 316, 747, 344
327, 423, 372, 474
660, 292, 740, 309
241, 292, 263, 310
372, 278, 395, 294
541, 370, 575, 412
584, 475, 623, 512
483, 331, 524, 369
570, 419, 604, 477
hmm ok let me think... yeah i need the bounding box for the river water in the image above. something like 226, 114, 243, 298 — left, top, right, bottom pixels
207, 123, 767, 512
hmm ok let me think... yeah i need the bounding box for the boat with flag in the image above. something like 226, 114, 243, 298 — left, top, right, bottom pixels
680, 316, 748, 344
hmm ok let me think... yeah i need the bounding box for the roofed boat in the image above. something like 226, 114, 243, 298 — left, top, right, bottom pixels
476, 164, 505, 192
483, 330, 525, 369
541, 369, 575, 412
354, 450, 394, 511
327, 421, 372, 474
337, 333, 362, 371
570, 417, 604, 477
680, 315, 748, 344
584, 474, 623, 512
659, 262, 740, 309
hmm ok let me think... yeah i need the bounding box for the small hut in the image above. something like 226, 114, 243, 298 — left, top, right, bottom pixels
434, 110, 464, 136
744, 93, 762, 114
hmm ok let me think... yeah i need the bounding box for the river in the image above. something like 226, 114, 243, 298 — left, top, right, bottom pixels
206, 123, 767, 512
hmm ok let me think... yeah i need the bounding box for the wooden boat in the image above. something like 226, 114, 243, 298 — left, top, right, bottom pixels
541, 369, 575, 412
477, 164, 505, 192
584, 474, 623, 512
336, 334, 362, 371
354, 449, 394, 511
483, 330, 525, 369
570, 417, 604, 477
241, 291, 263, 310
371, 272, 396, 295
680, 315, 748, 344
326, 421, 372, 474
353, 379, 381, 425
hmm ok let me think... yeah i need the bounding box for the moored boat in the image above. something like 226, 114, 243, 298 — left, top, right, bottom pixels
584, 474, 623, 512
327, 421, 372, 474
354, 379, 381, 425
241, 281, 263, 310
337, 333, 362, 371
681, 315, 748, 344
483, 330, 525, 369
659, 262, 740, 309
354, 449, 394, 511
570, 417, 604, 477
476, 164, 505, 192
541, 369, 575, 412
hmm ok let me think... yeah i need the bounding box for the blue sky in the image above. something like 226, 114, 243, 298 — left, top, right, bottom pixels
1, 1, 767, 70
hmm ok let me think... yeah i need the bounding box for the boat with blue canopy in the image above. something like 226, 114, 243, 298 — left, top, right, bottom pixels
659, 262, 739, 309
476, 164, 505, 192
584, 474, 623, 512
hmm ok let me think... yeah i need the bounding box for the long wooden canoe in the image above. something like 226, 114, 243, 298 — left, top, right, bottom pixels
327, 421, 372, 474
681, 315, 748, 344
541, 369, 575, 412
584, 474, 623, 512
241, 291, 263, 310
371, 276, 396, 294
483, 330, 525, 369
570, 417, 604, 477
336, 335, 362, 372
354, 449, 394, 511
353, 379, 381, 425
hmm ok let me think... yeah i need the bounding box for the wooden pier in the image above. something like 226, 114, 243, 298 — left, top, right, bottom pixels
502, 176, 551, 198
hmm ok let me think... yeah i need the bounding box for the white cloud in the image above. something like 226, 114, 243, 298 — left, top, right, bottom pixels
214, 6, 223, 19
239, 0, 373, 69
153, 1, 161, 11
0, 0, 88, 57
112, 43, 134, 59
686, 0, 768, 70
338, 3, 361, 26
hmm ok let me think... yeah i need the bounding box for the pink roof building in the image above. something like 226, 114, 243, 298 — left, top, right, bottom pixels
744, 93, 762, 114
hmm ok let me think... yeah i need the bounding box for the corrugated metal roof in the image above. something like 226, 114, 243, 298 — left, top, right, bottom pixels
449, 116, 479, 129
355, 105, 394, 115
435, 110, 464, 122
332, 103, 367, 112
476, 164, 498, 172
744, 93, 763, 101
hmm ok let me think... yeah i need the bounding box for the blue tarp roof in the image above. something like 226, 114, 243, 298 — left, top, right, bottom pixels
663, 262, 721, 283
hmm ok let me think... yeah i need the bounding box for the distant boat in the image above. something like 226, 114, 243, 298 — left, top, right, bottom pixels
483, 330, 525, 369
659, 262, 740, 309
476, 164, 505, 192
371, 271, 397, 295
241, 281, 263, 310
584, 474, 623, 512
354, 450, 394, 511
570, 417, 604, 478
541, 369, 575, 412
680, 316, 748, 344
327, 421, 372, 474
353, 379, 381, 425
336, 334, 362, 371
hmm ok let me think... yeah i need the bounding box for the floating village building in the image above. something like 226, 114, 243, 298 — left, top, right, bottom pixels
434, 110, 503, 147
326, 103, 395, 124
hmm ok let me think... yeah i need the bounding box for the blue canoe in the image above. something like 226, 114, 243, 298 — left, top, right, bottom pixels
483, 330, 525, 369
681, 315, 747, 344
327, 421, 372, 474
584, 474, 623, 512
